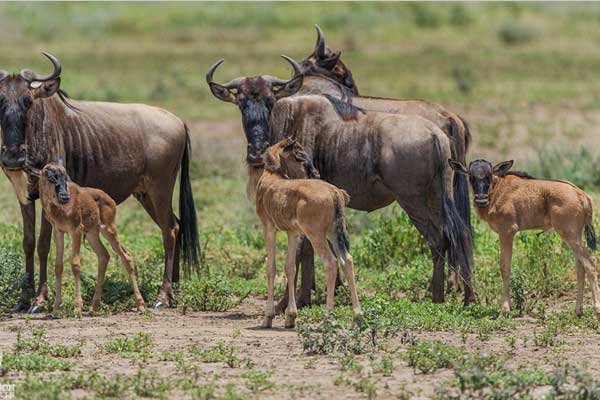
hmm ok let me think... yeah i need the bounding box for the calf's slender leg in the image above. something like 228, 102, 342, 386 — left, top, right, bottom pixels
499, 232, 515, 314
52, 231, 64, 317
102, 224, 146, 312
71, 230, 83, 319
309, 237, 338, 312
342, 254, 362, 320
275, 236, 315, 314
262, 227, 277, 328
576, 260, 585, 317
86, 228, 110, 313
284, 233, 301, 328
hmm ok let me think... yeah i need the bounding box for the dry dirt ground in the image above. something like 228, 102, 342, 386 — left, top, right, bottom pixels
1, 298, 600, 399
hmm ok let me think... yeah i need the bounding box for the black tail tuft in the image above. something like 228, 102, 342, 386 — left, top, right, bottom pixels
586, 223, 597, 251
333, 191, 350, 256
433, 135, 474, 304
179, 124, 201, 277
449, 117, 472, 242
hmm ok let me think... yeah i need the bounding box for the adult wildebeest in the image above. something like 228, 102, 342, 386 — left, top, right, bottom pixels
449, 159, 600, 318
266, 26, 474, 311
207, 57, 473, 305
0, 52, 199, 312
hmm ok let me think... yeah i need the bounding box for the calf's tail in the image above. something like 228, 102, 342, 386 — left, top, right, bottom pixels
331, 189, 351, 264
583, 194, 597, 251
179, 124, 202, 277
433, 134, 474, 304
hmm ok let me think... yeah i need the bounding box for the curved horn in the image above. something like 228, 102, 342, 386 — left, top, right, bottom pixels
314, 24, 326, 59
20, 52, 62, 83
0, 71, 8, 82
206, 59, 244, 90
263, 56, 302, 87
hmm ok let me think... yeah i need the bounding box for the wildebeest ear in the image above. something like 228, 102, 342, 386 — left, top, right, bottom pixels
318, 52, 341, 70
274, 75, 303, 99
31, 78, 61, 99
448, 159, 468, 175
208, 83, 236, 104
493, 160, 514, 175
26, 166, 42, 177
263, 152, 281, 174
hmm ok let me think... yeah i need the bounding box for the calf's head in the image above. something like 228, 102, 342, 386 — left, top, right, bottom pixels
32, 161, 70, 204
449, 159, 513, 208
206, 57, 303, 165
0, 52, 62, 170
298, 25, 359, 96
264, 138, 320, 179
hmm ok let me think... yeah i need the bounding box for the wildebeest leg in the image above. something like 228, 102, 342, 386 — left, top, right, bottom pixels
284, 233, 301, 329
15, 202, 35, 312
341, 254, 362, 321
275, 236, 314, 314
102, 223, 146, 312
396, 199, 446, 303
135, 192, 179, 308
86, 227, 110, 314
499, 233, 515, 314
52, 231, 64, 317
30, 213, 52, 313
71, 229, 83, 319
262, 226, 277, 328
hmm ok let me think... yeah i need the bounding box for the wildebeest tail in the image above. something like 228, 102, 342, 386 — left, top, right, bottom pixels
179, 124, 201, 277
433, 134, 473, 301
449, 117, 473, 243
583, 194, 597, 251
331, 189, 350, 263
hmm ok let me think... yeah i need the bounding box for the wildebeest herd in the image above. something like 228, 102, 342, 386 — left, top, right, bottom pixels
1, 26, 599, 324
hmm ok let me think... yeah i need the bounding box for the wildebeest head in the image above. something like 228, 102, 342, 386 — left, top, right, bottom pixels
298, 25, 359, 96
31, 160, 70, 204
0, 52, 62, 170
264, 138, 320, 180
206, 56, 303, 166
449, 159, 513, 208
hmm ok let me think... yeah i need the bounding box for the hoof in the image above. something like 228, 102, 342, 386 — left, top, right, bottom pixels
261, 317, 273, 329
12, 303, 29, 313
29, 305, 45, 314
153, 300, 167, 309
284, 315, 297, 329
43, 314, 57, 320
353, 313, 366, 328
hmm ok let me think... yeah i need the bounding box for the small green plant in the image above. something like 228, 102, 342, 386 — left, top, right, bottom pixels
179, 273, 250, 313
132, 369, 171, 398
498, 19, 539, 45
101, 332, 152, 356
241, 370, 274, 393
192, 341, 238, 368
405, 340, 463, 374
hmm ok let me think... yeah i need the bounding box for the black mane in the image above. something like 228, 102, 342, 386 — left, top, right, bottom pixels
323, 93, 365, 121
498, 170, 536, 179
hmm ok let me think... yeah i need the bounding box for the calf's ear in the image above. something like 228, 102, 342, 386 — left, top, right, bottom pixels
493, 160, 514, 175
448, 159, 468, 175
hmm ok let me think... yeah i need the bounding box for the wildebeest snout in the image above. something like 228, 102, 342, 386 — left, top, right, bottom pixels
1, 144, 26, 170
474, 194, 489, 208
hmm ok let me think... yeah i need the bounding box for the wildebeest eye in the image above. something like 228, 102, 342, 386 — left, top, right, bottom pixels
20, 95, 33, 109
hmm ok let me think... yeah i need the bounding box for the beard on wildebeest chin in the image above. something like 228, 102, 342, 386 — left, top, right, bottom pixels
240, 97, 274, 166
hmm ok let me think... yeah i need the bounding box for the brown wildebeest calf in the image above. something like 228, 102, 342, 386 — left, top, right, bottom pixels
33, 162, 145, 318
253, 139, 361, 328
449, 159, 600, 318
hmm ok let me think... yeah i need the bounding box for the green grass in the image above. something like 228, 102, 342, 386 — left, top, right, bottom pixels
2, 3, 600, 399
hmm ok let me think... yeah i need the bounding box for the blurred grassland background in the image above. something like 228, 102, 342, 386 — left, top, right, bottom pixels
1, 2, 600, 315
